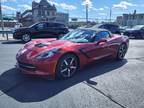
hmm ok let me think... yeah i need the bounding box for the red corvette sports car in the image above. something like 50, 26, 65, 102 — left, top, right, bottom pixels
16, 28, 129, 79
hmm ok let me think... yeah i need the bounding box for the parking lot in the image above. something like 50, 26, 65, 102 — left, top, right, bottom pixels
0, 39, 144, 108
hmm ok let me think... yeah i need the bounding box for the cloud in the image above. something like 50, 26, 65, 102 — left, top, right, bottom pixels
1, 0, 16, 2
34, 0, 77, 11
98, 13, 107, 16
104, 6, 109, 9
82, 0, 93, 9
60, 3, 77, 10
18, 4, 31, 10
48, 1, 77, 11
82, 0, 92, 6
2, 5, 16, 11
81, 0, 107, 12
113, 1, 137, 9
48, 1, 59, 6
93, 8, 104, 11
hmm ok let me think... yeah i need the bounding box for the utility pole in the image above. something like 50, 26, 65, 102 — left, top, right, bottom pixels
109, 8, 112, 23
0, 0, 4, 37
86, 3, 88, 25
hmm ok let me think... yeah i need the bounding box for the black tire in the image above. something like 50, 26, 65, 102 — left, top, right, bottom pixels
56, 54, 79, 79
116, 43, 127, 60
21, 34, 31, 43
141, 34, 144, 39
59, 34, 64, 39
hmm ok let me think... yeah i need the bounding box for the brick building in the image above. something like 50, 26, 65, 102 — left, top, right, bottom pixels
16, 0, 69, 26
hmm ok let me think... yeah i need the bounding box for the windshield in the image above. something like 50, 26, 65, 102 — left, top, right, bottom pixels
60, 29, 97, 43
29, 23, 38, 28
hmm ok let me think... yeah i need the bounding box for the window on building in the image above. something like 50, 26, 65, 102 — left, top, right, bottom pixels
38, 10, 41, 16
47, 11, 50, 16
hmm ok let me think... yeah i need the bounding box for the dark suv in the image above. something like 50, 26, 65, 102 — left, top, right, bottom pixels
93, 23, 121, 34
13, 22, 69, 43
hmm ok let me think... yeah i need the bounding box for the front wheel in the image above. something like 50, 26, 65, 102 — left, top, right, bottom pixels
58, 34, 65, 39
21, 34, 31, 43
56, 54, 79, 79
117, 43, 127, 60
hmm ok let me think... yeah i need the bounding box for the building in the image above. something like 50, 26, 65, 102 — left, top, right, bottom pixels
16, 0, 69, 26
117, 10, 144, 27
116, 16, 123, 25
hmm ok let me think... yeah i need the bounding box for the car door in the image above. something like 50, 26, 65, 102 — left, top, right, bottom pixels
54, 23, 68, 35
30, 22, 47, 38
95, 31, 112, 59
79, 31, 111, 60
79, 42, 103, 59
45, 23, 59, 38
49, 23, 67, 38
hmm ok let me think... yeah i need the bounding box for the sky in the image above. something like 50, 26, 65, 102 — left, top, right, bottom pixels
1, 0, 144, 20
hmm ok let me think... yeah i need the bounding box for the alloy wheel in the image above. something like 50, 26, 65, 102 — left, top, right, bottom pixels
118, 44, 127, 60
22, 34, 31, 43
60, 57, 78, 78
57, 54, 79, 79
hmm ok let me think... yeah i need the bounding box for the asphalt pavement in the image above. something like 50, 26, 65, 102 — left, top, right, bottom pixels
0, 39, 144, 108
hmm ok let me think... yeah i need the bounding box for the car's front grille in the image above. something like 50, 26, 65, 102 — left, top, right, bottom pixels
18, 61, 36, 71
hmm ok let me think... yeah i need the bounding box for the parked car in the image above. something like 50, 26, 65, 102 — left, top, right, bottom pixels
16, 28, 129, 79
123, 25, 144, 39
13, 22, 69, 43
92, 23, 121, 34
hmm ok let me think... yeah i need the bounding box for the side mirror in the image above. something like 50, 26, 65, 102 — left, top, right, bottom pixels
96, 39, 107, 45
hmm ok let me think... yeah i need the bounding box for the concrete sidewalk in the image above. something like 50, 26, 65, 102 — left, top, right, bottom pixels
0, 34, 13, 41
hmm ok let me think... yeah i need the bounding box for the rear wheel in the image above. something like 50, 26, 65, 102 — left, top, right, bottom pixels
117, 43, 127, 60
21, 34, 31, 43
141, 34, 144, 39
56, 54, 79, 79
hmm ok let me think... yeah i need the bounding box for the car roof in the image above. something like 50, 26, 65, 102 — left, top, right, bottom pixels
78, 27, 110, 33
93, 23, 119, 27
38, 21, 65, 25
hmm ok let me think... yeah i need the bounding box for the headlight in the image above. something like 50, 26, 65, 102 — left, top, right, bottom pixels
35, 48, 60, 60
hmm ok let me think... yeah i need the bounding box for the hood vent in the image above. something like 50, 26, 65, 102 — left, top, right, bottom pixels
35, 42, 51, 48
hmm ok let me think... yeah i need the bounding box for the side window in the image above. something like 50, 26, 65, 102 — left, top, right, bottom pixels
95, 31, 110, 41
54, 23, 65, 28
99, 25, 106, 29
36, 23, 47, 29
47, 23, 55, 28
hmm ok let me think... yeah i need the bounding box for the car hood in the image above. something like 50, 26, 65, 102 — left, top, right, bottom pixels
17, 39, 76, 60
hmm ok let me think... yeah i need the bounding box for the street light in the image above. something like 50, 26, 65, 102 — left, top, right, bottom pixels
109, 8, 112, 23
0, 0, 4, 37
82, 0, 90, 25
86, 3, 88, 25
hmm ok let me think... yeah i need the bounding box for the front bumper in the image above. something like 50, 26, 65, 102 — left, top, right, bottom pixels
13, 32, 22, 39
16, 59, 57, 78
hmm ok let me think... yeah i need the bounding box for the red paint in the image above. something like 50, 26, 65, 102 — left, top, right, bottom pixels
16, 35, 129, 78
